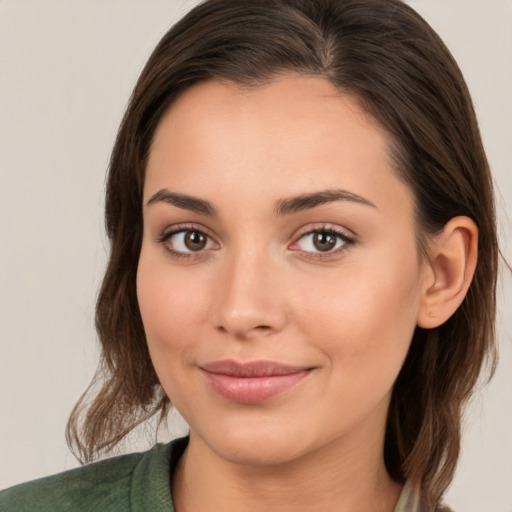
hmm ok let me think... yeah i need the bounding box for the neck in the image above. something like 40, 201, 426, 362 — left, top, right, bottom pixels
172, 429, 402, 512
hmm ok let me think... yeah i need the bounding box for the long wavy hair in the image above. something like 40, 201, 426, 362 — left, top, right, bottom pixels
66, 0, 498, 508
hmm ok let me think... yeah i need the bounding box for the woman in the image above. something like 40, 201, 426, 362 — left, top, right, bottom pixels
0, 0, 499, 511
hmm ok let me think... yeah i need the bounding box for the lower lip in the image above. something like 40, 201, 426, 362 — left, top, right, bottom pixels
201, 370, 312, 404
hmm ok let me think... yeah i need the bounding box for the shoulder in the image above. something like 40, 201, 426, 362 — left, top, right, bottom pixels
0, 451, 143, 512
395, 482, 456, 512
0, 440, 182, 512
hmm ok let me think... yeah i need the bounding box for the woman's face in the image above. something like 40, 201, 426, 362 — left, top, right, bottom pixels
137, 76, 429, 466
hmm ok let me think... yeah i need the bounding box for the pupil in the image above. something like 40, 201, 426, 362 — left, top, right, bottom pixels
313, 232, 336, 252
185, 231, 207, 251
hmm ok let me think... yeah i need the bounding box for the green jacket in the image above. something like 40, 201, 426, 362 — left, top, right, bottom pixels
0, 436, 453, 511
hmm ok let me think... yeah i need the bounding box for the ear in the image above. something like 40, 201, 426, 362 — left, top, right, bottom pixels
417, 216, 478, 329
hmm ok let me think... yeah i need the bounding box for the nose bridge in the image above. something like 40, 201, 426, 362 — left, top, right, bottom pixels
212, 239, 286, 338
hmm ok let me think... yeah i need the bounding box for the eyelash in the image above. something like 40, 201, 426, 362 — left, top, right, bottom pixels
157, 224, 356, 260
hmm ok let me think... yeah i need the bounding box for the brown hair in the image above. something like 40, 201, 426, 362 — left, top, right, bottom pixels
66, 0, 498, 507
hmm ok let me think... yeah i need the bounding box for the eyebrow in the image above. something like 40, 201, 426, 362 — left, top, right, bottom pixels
145, 188, 376, 217
146, 189, 218, 216
273, 189, 376, 216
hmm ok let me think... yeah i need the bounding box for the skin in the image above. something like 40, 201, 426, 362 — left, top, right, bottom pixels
136, 76, 474, 512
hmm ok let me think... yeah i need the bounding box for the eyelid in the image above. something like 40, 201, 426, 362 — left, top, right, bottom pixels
157, 222, 210, 239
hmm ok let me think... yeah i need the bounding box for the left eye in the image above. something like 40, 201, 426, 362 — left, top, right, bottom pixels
294, 230, 350, 253
165, 229, 215, 253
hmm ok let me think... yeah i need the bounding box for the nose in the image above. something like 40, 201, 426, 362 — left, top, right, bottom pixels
211, 247, 288, 340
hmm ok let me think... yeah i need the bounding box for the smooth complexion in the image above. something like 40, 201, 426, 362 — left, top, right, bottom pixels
137, 76, 477, 512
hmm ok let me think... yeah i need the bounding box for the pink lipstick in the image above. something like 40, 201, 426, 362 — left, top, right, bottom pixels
199, 360, 312, 403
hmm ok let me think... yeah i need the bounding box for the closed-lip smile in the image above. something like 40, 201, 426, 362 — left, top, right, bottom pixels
199, 359, 314, 403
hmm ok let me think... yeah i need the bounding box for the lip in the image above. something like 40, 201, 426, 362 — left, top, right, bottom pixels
199, 359, 313, 404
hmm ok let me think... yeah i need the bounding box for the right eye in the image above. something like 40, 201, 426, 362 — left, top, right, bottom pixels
159, 228, 217, 257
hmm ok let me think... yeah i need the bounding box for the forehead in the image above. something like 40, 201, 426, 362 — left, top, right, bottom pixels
150, 76, 389, 163
145, 76, 413, 218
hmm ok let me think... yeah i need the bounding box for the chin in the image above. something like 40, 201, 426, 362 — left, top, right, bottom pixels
210, 436, 307, 467
190, 414, 330, 468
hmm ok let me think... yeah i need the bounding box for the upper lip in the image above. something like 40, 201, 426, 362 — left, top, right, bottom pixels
200, 359, 311, 377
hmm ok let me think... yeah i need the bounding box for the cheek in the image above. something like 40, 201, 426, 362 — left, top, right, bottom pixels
292, 251, 422, 381
136, 251, 210, 378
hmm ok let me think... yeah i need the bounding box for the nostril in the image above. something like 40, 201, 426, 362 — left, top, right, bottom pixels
216, 323, 273, 339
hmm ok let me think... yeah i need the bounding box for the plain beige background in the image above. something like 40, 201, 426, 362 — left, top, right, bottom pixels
0, 1, 511, 510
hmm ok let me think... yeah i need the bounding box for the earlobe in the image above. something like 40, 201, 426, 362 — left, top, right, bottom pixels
417, 216, 478, 329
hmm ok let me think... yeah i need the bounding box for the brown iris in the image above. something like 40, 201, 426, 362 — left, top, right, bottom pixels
184, 231, 208, 251
313, 231, 337, 252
